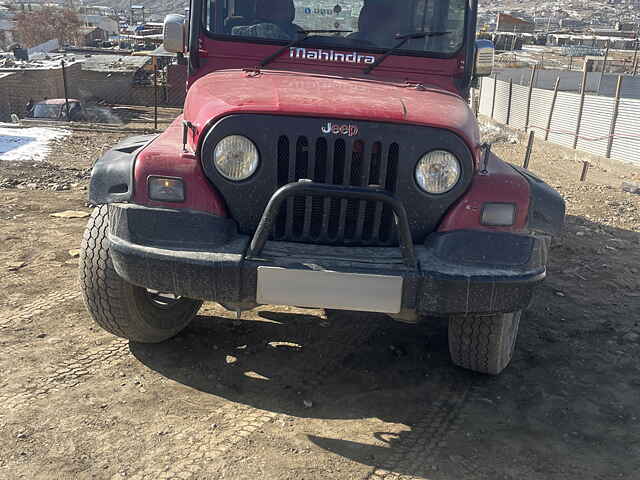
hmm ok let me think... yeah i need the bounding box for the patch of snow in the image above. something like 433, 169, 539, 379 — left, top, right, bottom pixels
0, 127, 71, 162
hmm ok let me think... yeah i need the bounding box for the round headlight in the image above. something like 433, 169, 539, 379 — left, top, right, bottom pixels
415, 150, 461, 194
213, 135, 259, 181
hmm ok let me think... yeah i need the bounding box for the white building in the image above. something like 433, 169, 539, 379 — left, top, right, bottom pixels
78, 5, 119, 36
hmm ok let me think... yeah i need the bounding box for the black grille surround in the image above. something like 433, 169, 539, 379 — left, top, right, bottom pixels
200, 114, 475, 246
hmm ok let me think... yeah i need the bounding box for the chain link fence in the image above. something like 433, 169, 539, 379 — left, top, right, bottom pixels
0, 53, 187, 131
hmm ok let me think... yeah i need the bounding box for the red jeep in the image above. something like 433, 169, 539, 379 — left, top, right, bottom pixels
80, 0, 564, 375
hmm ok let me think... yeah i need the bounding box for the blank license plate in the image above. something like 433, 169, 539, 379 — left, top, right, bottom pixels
256, 266, 403, 313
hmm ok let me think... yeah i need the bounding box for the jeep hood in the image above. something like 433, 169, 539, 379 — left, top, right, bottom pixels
184, 69, 479, 151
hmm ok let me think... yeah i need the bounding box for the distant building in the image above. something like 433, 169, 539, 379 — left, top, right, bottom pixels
79, 26, 108, 46
560, 18, 586, 28
616, 22, 637, 32
548, 33, 637, 50
495, 13, 535, 33
77, 5, 119, 36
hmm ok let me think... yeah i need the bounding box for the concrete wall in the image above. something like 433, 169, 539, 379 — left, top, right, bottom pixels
0, 62, 82, 120
0, 62, 186, 121
72, 67, 185, 107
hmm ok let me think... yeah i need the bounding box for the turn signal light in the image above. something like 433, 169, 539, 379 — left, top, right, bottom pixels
148, 176, 185, 202
481, 203, 516, 226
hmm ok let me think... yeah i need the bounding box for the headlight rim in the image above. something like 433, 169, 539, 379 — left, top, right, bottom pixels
212, 134, 260, 182
414, 149, 462, 195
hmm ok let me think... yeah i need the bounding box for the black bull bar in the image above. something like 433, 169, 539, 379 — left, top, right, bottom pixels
244, 181, 418, 269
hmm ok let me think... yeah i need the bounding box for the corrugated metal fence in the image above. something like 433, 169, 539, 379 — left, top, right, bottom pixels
478, 75, 640, 165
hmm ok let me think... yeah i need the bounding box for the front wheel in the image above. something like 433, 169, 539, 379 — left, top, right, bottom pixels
79, 205, 202, 343
448, 311, 522, 375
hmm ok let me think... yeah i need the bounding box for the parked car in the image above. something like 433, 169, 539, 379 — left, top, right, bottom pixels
25, 99, 119, 123
28, 99, 86, 121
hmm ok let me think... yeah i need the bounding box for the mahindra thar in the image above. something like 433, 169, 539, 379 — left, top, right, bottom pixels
80, 0, 565, 375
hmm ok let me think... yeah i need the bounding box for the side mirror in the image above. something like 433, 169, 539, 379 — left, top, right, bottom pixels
164, 14, 186, 53
474, 39, 495, 77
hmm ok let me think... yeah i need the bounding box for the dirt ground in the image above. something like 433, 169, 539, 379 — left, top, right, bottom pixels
1, 118, 639, 480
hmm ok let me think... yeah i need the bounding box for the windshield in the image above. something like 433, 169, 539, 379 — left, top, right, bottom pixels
32, 104, 63, 119
204, 0, 467, 57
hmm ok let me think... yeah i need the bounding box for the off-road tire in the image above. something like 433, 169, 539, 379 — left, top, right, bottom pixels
79, 205, 202, 343
448, 311, 522, 375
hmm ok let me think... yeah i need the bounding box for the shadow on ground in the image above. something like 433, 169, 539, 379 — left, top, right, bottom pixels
130, 215, 640, 479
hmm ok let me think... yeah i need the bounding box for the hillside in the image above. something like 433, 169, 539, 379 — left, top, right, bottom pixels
94, 0, 187, 20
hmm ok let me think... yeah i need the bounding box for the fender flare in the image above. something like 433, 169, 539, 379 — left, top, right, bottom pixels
511, 165, 565, 236
88, 134, 158, 205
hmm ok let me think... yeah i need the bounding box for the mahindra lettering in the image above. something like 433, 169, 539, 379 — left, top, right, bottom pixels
80, 0, 565, 375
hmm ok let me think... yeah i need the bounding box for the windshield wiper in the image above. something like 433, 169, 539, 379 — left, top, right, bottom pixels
259, 29, 353, 68
363, 31, 451, 74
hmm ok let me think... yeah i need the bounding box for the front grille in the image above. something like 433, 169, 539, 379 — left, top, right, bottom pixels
273, 136, 400, 245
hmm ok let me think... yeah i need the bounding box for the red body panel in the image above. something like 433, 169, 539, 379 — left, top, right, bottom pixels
133, 116, 227, 216
132, 34, 530, 233
183, 69, 480, 155
438, 153, 530, 233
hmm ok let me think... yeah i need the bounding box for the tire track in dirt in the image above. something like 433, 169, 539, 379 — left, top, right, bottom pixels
366, 380, 470, 480
0, 338, 128, 411
0, 286, 133, 411
0, 289, 81, 330
126, 314, 382, 480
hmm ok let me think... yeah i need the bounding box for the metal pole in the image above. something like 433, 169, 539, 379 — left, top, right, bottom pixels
569, 55, 573, 71
153, 60, 158, 131
61, 59, 70, 121
523, 130, 535, 169
491, 73, 497, 119
545, 77, 560, 141
573, 66, 589, 149
525, 64, 537, 130
634, 39, 640, 76
506, 79, 513, 126
606, 75, 623, 159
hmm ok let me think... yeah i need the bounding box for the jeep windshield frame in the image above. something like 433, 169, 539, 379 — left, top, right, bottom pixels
201, 0, 470, 60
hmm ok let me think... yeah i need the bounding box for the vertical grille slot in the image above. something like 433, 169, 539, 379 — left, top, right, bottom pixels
274, 135, 399, 245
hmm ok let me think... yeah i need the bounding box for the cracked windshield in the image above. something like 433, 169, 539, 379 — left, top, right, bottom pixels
206, 0, 466, 54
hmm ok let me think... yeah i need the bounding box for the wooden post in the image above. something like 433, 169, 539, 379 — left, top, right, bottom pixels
573, 67, 589, 149
525, 64, 537, 130
153, 60, 158, 131
606, 75, 623, 159
61, 59, 70, 122
580, 161, 590, 181
506, 79, 513, 125
597, 40, 610, 96
523, 130, 535, 169
545, 77, 560, 141
491, 73, 497, 119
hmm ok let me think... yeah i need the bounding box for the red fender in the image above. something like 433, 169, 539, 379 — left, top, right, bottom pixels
438, 153, 530, 233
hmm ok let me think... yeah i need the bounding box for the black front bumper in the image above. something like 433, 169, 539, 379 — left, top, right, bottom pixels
107, 195, 548, 316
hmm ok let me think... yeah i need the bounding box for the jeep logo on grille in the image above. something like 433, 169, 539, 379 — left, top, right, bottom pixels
321, 122, 359, 137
